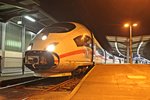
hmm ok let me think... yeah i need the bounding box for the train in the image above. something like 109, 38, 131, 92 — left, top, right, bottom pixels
24, 22, 118, 77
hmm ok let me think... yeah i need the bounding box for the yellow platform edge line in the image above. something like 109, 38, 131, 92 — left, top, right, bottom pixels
65, 65, 96, 100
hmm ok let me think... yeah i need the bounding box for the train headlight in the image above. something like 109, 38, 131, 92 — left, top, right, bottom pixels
27, 45, 32, 50
46, 44, 56, 52
41, 35, 47, 40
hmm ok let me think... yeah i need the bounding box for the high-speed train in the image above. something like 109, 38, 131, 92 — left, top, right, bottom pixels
24, 22, 111, 77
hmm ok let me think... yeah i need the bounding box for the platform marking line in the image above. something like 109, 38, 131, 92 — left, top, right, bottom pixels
65, 65, 96, 100
127, 75, 147, 79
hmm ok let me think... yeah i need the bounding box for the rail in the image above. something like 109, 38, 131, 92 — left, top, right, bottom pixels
0, 77, 45, 89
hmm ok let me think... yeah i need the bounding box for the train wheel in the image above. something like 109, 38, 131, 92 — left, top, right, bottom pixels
71, 66, 90, 77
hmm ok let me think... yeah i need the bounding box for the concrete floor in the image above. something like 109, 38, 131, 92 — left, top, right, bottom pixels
70, 64, 150, 100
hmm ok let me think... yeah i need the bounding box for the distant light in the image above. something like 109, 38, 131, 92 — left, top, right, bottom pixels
24, 15, 36, 22
133, 23, 138, 27
124, 23, 129, 27
17, 21, 22, 24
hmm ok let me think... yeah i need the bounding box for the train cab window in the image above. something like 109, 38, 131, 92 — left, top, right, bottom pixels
74, 35, 92, 47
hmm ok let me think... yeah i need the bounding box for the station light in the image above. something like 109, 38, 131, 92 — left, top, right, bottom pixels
133, 23, 138, 27
17, 21, 22, 24
24, 15, 36, 22
124, 22, 138, 64
124, 23, 138, 27
124, 23, 129, 27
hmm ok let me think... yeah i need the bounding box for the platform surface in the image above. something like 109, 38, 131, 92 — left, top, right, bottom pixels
0, 67, 34, 82
70, 64, 150, 100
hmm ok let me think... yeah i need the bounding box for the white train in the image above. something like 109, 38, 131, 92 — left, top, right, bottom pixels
24, 22, 114, 77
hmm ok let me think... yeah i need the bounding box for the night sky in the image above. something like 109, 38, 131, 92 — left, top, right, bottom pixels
39, 0, 150, 51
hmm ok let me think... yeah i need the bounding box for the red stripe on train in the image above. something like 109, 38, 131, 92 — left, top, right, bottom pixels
54, 49, 87, 63
59, 49, 86, 58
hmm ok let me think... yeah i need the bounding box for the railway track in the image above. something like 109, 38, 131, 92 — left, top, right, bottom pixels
24, 77, 81, 91
0, 66, 92, 99
0, 75, 84, 99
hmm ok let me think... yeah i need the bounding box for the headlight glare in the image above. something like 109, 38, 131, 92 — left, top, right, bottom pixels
27, 45, 32, 50
41, 35, 47, 40
46, 44, 55, 52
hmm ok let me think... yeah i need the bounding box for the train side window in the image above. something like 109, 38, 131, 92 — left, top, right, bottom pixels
74, 35, 92, 47
83, 35, 91, 47
95, 44, 104, 56
74, 35, 84, 46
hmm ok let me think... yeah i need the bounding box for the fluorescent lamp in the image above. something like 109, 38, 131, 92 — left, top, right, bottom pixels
17, 21, 22, 24
24, 15, 36, 22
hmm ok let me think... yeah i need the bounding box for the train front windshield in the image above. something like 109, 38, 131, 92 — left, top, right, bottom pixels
40, 23, 76, 34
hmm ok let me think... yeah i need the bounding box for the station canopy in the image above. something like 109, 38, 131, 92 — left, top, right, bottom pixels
106, 35, 150, 59
0, 0, 57, 33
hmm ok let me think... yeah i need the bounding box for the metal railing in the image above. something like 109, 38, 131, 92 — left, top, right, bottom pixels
0, 57, 25, 76
0, 56, 1, 76
22, 57, 25, 75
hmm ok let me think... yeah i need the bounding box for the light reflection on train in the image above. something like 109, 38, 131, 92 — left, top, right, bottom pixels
24, 22, 122, 77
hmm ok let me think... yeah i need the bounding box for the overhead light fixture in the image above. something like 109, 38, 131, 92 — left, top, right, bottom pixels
24, 15, 36, 22
124, 23, 129, 27
17, 21, 22, 24
132, 23, 138, 27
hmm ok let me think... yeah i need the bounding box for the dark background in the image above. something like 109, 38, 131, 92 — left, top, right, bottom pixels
39, 0, 150, 51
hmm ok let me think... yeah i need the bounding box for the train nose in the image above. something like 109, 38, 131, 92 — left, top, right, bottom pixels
25, 51, 59, 71
28, 57, 39, 64
33, 58, 38, 63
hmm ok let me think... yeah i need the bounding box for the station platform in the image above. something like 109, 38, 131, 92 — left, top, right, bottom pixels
0, 67, 34, 82
67, 64, 150, 100
1, 64, 150, 100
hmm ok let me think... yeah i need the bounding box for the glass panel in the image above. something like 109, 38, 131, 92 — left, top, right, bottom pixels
41, 23, 76, 34
74, 35, 85, 46
5, 23, 22, 52
0, 23, 2, 49
25, 30, 35, 50
74, 35, 91, 47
